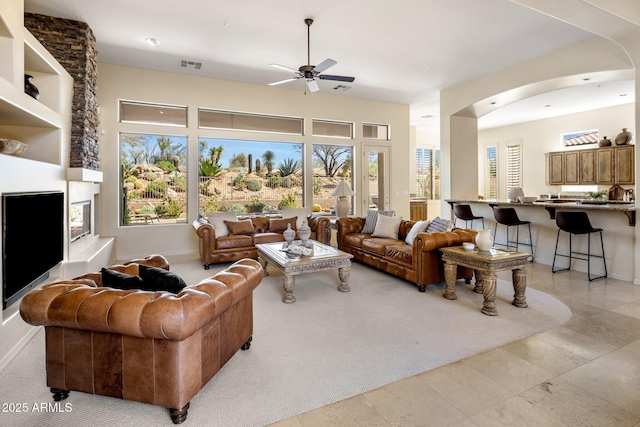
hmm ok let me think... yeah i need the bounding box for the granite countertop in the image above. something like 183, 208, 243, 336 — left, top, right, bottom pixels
446, 199, 635, 212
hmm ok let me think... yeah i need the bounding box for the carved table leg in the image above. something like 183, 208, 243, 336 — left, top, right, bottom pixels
337, 266, 351, 292
258, 256, 269, 276
512, 268, 528, 308
282, 275, 296, 303
481, 272, 498, 316
169, 402, 190, 424
473, 270, 484, 293
443, 260, 458, 300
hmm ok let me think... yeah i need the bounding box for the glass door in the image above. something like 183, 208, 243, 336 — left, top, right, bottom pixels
363, 145, 390, 212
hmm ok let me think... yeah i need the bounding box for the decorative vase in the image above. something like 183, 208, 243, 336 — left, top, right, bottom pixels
297, 219, 311, 246
615, 128, 632, 145
507, 187, 524, 203
475, 229, 493, 251
598, 136, 612, 147
283, 223, 295, 247
24, 74, 40, 100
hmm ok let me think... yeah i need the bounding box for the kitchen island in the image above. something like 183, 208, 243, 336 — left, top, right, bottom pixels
445, 199, 636, 281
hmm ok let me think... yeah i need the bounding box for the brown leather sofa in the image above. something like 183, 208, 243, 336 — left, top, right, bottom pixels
336, 217, 475, 292
19, 255, 263, 424
193, 214, 330, 269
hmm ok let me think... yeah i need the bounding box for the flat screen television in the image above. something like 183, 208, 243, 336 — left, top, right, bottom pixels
2, 191, 64, 309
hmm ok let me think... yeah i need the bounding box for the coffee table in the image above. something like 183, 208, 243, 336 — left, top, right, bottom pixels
256, 240, 353, 303
439, 246, 530, 316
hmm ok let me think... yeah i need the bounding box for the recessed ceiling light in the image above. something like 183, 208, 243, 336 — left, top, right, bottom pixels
424, 65, 430, 70
545, 104, 551, 108
145, 38, 160, 46
620, 93, 628, 97
490, 101, 496, 105
583, 77, 591, 81
420, 114, 434, 118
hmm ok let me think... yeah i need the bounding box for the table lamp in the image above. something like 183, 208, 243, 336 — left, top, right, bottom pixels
331, 179, 355, 217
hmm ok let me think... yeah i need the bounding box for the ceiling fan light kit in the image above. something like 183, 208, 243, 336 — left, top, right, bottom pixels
269, 18, 355, 93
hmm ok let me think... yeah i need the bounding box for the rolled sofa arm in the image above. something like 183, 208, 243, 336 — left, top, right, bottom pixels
307, 214, 330, 244
414, 229, 475, 251
20, 259, 263, 342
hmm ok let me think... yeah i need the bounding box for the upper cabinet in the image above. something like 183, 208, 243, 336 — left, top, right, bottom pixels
546, 145, 635, 186
0, 8, 72, 167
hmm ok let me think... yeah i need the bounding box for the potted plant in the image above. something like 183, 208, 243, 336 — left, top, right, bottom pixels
586, 190, 607, 201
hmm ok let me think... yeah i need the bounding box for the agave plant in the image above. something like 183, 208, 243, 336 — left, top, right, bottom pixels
199, 159, 223, 177
278, 158, 301, 177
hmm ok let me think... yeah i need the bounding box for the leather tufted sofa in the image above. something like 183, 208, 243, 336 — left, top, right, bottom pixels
336, 217, 476, 292
193, 214, 330, 269
20, 255, 263, 424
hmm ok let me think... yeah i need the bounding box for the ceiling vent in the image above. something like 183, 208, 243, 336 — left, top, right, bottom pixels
181, 60, 202, 70
332, 85, 351, 91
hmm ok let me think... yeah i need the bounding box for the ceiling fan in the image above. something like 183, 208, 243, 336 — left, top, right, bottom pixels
268, 18, 355, 92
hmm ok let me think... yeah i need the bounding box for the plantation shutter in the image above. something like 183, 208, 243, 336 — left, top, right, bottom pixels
506, 141, 522, 192
484, 146, 497, 199
415, 148, 440, 199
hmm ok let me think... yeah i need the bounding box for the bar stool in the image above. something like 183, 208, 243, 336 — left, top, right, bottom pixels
452, 203, 484, 229
552, 211, 607, 281
490, 204, 534, 259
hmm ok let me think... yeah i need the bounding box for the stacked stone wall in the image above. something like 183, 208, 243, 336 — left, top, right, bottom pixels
24, 13, 100, 170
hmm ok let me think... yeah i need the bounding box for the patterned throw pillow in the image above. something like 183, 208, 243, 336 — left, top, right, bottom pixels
425, 216, 453, 233
362, 209, 396, 234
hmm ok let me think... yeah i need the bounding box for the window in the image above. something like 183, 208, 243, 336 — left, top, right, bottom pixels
120, 101, 187, 127
363, 123, 390, 140
198, 138, 304, 214
312, 119, 353, 139
198, 109, 303, 135
120, 133, 188, 225
312, 144, 354, 213
484, 145, 498, 199
415, 148, 440, 199
505, 140, 522, 193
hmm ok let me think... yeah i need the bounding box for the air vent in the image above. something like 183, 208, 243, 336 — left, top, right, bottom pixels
180, 60, 202, 70
332, 85, 351, 91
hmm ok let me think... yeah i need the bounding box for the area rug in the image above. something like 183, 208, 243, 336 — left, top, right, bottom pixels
0, 258, 571, 427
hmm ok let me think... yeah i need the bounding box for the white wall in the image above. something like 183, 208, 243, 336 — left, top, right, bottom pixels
97, 64, 410, 260
479, 103, 635, 199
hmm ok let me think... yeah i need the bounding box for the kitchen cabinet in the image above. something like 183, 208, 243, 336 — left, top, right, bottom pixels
546, 145, 634, 186
410, 199, 428, 221
547, 152, 564, 185
596, 148, 615, 185
579, 149, 596, 184
564, 151, 579, 185
614, 145, 634, 184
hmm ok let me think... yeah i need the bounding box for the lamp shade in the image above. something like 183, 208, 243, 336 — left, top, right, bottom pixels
331, 179, 355, 197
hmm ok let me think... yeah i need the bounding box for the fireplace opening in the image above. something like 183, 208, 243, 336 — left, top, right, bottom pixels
70, 200, 91, 242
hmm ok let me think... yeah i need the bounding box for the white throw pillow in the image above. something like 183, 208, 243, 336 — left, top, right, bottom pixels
425, 216, 453, 233
405, 220, 431, 245
206, 211, 238, 237
372, 214, 402, 239
281, 206, 312, 229
362, 209, 396, 234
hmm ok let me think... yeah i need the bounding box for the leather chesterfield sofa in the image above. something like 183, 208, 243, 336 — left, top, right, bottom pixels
19, 255, 263, 424
193, 214, 330, 269
336, 217, 476, 292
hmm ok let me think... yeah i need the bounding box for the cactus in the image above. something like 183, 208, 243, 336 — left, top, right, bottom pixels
248, 153, 253, 174
255, 158, 261, 174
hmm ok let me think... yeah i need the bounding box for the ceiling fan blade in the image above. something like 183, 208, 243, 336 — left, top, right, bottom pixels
269, 77, 299, 86
306, 79, 319, 92
318, 74, 355, 83
270, 63, 299, 73
312, 58, 337, 74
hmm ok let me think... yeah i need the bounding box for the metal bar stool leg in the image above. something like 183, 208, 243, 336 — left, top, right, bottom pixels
527, 223, 534, 261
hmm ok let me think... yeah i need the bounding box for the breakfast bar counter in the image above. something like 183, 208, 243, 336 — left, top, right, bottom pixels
445, 199, 637, 281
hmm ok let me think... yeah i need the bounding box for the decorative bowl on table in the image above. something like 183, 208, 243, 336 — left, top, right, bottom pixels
462, 242, 475, 251
517, 196, 537, 204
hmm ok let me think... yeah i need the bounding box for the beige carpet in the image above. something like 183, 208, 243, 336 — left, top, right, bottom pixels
0, 258, 571, 427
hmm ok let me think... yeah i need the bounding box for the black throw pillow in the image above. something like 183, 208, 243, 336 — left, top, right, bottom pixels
101, 268, 144, 290
138, 264, 187, 294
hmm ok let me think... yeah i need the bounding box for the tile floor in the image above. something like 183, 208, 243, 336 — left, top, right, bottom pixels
270, 263, 640, 427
